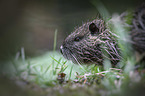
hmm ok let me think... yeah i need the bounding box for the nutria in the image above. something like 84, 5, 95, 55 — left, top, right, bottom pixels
60, 4, 145, 65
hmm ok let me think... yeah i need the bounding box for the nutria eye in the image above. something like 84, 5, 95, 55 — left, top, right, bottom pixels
74, 36, 82, 42
89, 23, 99, 35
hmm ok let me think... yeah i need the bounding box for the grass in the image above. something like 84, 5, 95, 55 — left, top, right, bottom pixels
6, 51, 85, 85
2, 38, 145, 96
2, 35, 145, 96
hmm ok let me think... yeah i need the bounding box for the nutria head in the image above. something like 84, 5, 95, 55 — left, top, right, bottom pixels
60, 19, 120, 65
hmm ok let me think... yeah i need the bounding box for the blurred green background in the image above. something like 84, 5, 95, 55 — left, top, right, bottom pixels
0, 0, 144, 61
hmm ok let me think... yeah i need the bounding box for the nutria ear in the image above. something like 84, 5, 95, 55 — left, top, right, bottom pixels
89, 23, 99, 35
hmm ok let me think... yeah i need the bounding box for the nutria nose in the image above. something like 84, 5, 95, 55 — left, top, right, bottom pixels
60, 45, 63, 54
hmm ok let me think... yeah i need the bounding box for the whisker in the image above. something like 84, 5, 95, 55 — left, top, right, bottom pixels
71, 53, 87, 72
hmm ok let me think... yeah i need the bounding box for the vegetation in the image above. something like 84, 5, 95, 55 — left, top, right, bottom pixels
1, 1, 145, 96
